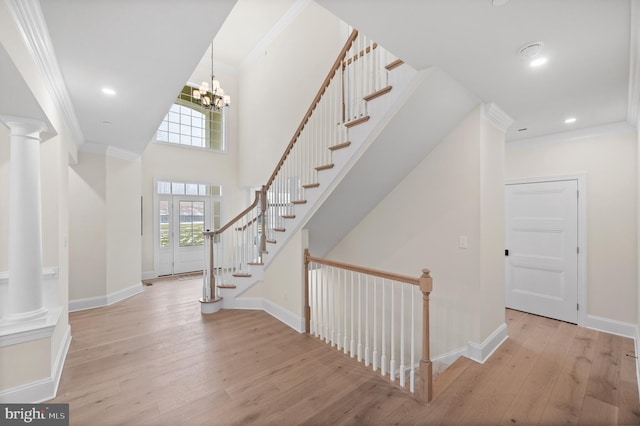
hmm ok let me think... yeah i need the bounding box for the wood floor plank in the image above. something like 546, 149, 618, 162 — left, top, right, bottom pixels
584, 331, 622, 406
49, 280, 640, 426
497, 319, 575, 425
536, 326, 598, 424
616, 336, 640, 425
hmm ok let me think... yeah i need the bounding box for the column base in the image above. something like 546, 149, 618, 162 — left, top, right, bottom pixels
2, 306, 48, 323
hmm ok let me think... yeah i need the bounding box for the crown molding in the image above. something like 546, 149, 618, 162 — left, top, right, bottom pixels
5, 0, 84, 146
239, 0, 312, 72
481, 102, 514, 132
628, 0, 640, 125
506, 121, 634, 150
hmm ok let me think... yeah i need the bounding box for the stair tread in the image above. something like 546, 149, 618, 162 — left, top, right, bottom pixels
363, 85, 392, 102
217, 284, 236, 289
292, 200, 307, 205
433, 356, 474, 399
302, 183, 320, 189
315, 164, 334, 171
281, 215, 296, 219
232, 273, 252, 278
328, 141, 351, 151
274, 228, 286, 232
385, 59, 404, 71
345, 116, 370, 128
266, 239, 277, 244
247, 262, 264, 266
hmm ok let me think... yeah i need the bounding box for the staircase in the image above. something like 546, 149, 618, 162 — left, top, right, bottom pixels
200, 29, 425, 313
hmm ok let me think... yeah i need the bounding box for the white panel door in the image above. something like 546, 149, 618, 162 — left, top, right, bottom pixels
505, 180, 578, 323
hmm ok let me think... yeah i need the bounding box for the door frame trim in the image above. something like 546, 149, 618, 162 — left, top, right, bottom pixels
506, 173, 587, 326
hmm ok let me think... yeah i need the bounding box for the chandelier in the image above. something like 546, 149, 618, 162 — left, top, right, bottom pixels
192, 43, 230, 111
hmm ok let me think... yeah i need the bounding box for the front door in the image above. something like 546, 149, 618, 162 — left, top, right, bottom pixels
157, 195, 212, 275
505, 180, 578, 323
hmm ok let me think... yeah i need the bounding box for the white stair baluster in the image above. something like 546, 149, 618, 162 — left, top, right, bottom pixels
336, 267, 342, 350
373, 276, 378, 371
350, 270, 355, 358
381, 279, 387, 377
390, 280, 396, 382
343, 268, 348, 354
400, 283, 405, 388
410, 286, 415, 393
365, 274, 370, 367
357, 273, 362, 362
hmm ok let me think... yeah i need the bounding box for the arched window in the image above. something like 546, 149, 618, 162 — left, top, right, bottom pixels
156, 85, 225, 151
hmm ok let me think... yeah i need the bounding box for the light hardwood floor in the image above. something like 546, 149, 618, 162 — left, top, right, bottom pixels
51, 277, 640, 425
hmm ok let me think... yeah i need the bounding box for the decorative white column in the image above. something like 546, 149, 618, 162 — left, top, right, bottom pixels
1, 116, 48, 322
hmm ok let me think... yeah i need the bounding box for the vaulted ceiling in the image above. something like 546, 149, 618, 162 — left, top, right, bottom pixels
3, 0, 638, 155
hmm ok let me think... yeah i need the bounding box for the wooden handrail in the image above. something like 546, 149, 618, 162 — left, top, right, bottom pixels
304, 250, 420, 286
204, 189, 263, 236
265, 29, 359, 191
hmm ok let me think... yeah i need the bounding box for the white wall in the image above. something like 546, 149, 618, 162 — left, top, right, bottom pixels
238, 1, 343, 187
69, 152, 107, 300
106, 155, 142, 294
69, 151, 142, 300
479, 116, 506, 343
506, 125, 637, 324
326, 106, 506, 356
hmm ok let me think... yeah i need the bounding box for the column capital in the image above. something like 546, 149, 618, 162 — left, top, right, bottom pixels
0, 115, 47, 137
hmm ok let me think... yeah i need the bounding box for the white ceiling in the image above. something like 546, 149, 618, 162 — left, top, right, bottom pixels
38, 0, 237, 155
316, 0, 633, 141
17, 0, 637, 155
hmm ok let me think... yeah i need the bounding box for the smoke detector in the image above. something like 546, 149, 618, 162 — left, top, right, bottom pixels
518, 41, 544, 58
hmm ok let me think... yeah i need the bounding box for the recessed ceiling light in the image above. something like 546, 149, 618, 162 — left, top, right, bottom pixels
529, 57, 548, 67
564, 117, 577, 124
101, 87, 116, 96
492, 0, 511, 5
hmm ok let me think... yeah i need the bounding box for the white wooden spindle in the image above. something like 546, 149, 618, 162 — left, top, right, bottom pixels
400, 283, 405, 388
343, 268, 348, 354
330, 266, 335, 346
324, 265, 329, 343
365, 274, 370, 367
390, 281, 396, 382
381, 279, 387, 377
410, 286, 415, 393
373, 276, 378, 371
336, 269, 342, 350
357, 273, 362, 362
350, 271, 355, 358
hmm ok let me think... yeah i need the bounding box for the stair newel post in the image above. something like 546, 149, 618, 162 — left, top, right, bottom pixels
260, 186, 267, 258
304, 249, 311, 333
417, 268, 433, 403
209, 232, 216, 300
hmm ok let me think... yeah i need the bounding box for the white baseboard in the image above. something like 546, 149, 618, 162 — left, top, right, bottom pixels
69, 282, 143, 312
141, 271, 156, 280
0, 324, 71, 403
584, 314, 638, 339
234, 297, 305, 333
433, 346, 468, 366
467, 323, 509, 364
